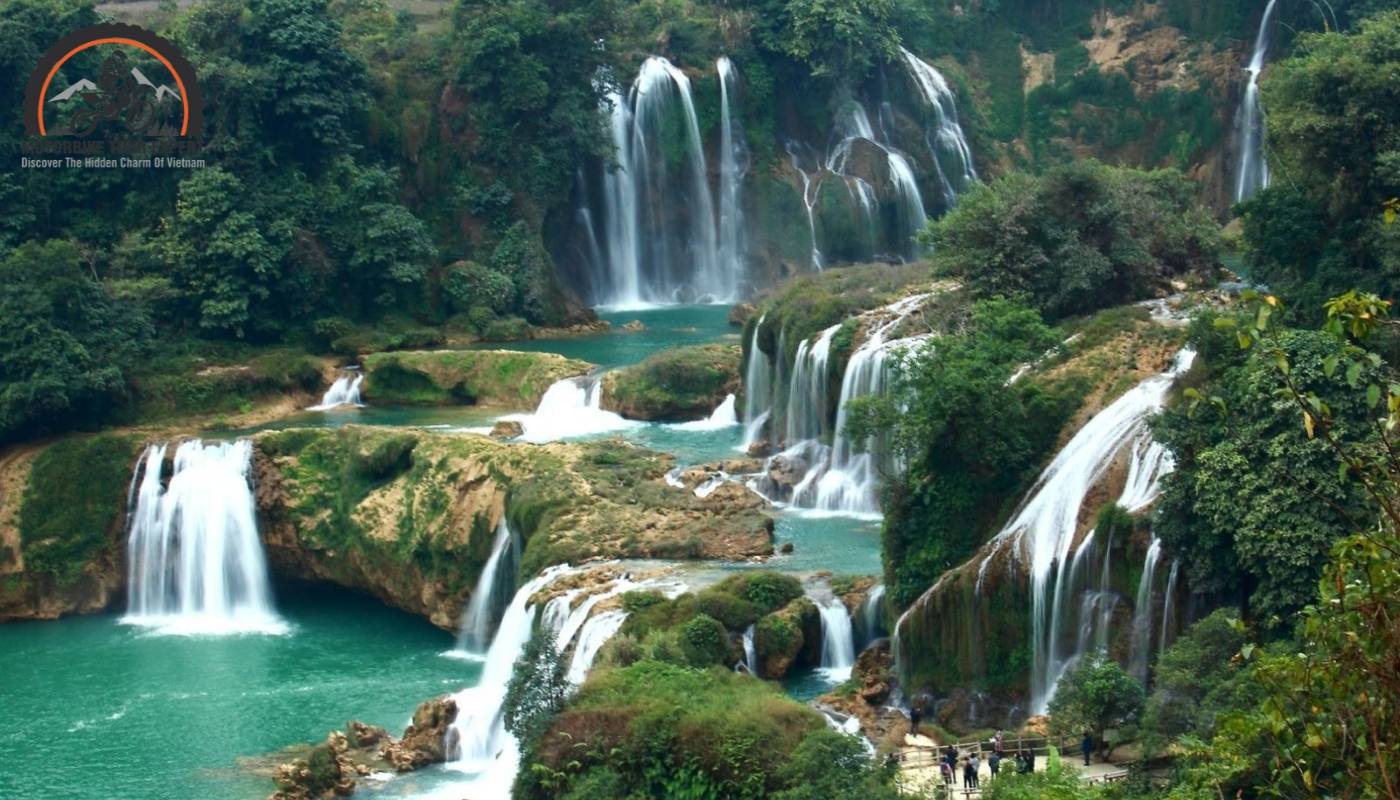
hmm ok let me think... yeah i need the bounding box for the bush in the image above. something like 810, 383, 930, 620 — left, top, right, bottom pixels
680, 614, 731, 668
694, 589, 763, 630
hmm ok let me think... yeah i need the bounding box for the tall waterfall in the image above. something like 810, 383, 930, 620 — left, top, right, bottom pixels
974, 349, 1195, 713
829, 101, 927, 259
503, 375, 636, 443
741, 624, 758, 675
862, 584, 886, 646
455, 519, 522, 654
1235, 0, 1280, 203
813, 590, 856, 682
1159, 559, 1181, 655
583, 57, 736, 307
717, 56, 748, 289
899, 47, 978, 210
309, 370, 363, 410
1128, 538, 1163, 683
123, 440, 285, 635
446, 565, 575, 792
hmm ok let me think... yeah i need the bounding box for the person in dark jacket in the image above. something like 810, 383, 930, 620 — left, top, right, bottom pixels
989, 751, 1001, 777
1082, 732, 1094, 766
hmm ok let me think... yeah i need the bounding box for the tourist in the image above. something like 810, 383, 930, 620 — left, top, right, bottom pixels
1026, 748, 1036, 773
1017, 750, 1031, 774
963, 758, 975, 789
909, 705, 921, 736
941, 760, 954, 786
993, 729, 1005, 755
988, 751, 1001, 777
1082, 731, 1094, 767
969, 753, 981, 788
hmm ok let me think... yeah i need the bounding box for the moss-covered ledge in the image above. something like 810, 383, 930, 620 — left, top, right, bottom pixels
361, 349, 592, 409
599, 343, 742, 422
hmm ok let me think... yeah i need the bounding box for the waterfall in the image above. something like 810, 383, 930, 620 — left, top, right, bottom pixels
975, 350, 1196, 713
503, 375, 636, 443
862, 584, 886, 645
814, 591, 856, 682
673, 394, 739, 431
1128, 537, 1164, 684
566, 610, 628, 684
741, 315, 773, 451
309, 370, 363, 410
1235, 0, 1280, 203
1159, 559, 1181, 655
828, 101, 927, 259
740, 624, 758, 676
717, 56, 748, 290
899, 47, 978, 210
785, 325, 840, 444
786, 141, 824, 270
586, 57, 733, 307
445, 565, 575, 791
455, 519, 522, 654
123, 440, 285, 636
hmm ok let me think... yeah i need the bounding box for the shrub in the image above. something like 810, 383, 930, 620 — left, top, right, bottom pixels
694, 589, 763, 630
680, 614, 731, 668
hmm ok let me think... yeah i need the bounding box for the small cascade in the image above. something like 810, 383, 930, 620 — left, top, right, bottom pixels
674, 393, 739, 431
827, 101, 927, 259
309, 369, 364, 410
717, 56, 748, 290
1129, 538, 1163, 684
785, 325, 840, 444
1159, 559, 1181, 655
741, 314, 773, 451
566, 610, 628, 684
976, 349, 1196, 713
582, 56, 732, 307
123, 440, 285, 635
899, 47, 978, 210
862, 584, 886, 646
446, 565, 575, 790
1235, 0, 1280, 203
786, 141, 824, 270
504, 375, 636, 443
455, 519, 522, 654
740, 624, 758, 676
812, 589, 856, 682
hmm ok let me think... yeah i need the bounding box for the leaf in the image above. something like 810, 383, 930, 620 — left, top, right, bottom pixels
1304, 411, 1316, 439
1346, 363, 1362, 388
1368, 384, 1381, 408
1323, 355, 1340, 378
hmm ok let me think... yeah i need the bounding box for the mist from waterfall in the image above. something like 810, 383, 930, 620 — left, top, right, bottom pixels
123, 440, 285, 636
1235, 0, 1280, 203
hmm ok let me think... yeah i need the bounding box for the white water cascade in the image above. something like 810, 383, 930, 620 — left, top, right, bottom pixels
566, 609, 629, 684
1129, 538, 1164, 684
584, 57, 734, 307
828, 101, 927, 259
740, 624, 759, 675
740, 314, 773, 451
674, 393, 739, 431
717, 56, 748, 290
445, 565, 576, 792
814, 590, 856, 682
503, 375, 636, 443
1235, 0, 1280, 203
455, 519, 522, 654
976, 349, 1196, 713
899, 47, 978, 210
1159, 559, 1182, 655
309, 370, 364, 410
862, 584, 886, 646
123, 440, 285, 635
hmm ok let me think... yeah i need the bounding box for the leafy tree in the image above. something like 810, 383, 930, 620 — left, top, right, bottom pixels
926, 161, 1220, 320
1047, 651, 1145, 744
1141, 609, 1251, 741
503, 627, 569, 749
750, 0, 903, 80
772, 728, 900, 800
981, 749, 1105, 800
0, 241, 148, 441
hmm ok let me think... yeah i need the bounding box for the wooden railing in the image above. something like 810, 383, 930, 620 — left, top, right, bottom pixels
894, 733, 1082, 765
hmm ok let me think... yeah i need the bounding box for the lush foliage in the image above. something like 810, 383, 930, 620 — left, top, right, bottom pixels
925, 161, 1220, 320
504, 627, 570, 749
1140, 609, 1251, 741
1047, 652, 1145, 739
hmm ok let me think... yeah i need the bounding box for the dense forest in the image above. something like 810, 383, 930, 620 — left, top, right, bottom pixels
2, 0, 1399, 799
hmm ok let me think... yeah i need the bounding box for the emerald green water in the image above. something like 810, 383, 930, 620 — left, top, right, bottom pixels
0, 586, 471, 800
470, 304, 738, 368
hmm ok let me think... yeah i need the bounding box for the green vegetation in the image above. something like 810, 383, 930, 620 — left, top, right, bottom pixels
362, 349, 591, 408
601, 344, 741, 421
504, 627, 570, 748
17, 435, 141, 582
1046, 652, 1145, 743
925, 161, 1221, 320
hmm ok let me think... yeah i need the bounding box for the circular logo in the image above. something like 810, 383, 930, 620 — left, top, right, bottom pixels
22, 22, 203, 139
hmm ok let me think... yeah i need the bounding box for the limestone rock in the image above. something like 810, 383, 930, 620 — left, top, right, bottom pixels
620, 320, 645, 332
728, 303, 756, 327
489, 420, 523, 439
383, 696, 458, 772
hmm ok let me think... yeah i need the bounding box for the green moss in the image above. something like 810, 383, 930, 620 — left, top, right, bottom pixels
120, 347, 324, 425
713, 571, 804, 613
362, 349, 591, 408
18, 435, 141, 583
601, 344, 741, 422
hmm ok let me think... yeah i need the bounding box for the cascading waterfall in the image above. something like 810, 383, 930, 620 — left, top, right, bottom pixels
975, 349, 1195, 713
674, 394, 739, 431
566, 610, 628, 684
1159, 559, 1181, 655
785, 326, 839, 444
504, 375, 636, 443
446, 565, 575, 792
1235, 0, 1280, 203
741, 314, 773, 451
862, 584, 886, 646
899, 47, 978, 210
813, 590, 856, 682
1129, 538, 1163, 683
716, 56, 748, 289
786, 141, 824, 270
123, 440, 285, 635
584, 57, 735, 306
740, 624, 758, 675
454, 519, 522, 654
828, 101, 927, 259
309, 369, 363, 410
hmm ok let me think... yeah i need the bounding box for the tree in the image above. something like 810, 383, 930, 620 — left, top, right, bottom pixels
503, 627, 569, 749
0, 241, 148, 441
772, 728, 900, 800
1141, 609, 1251, 741
1047, 652, 1145, 747
925, 161, 1220, 320
750, 0, 903, 80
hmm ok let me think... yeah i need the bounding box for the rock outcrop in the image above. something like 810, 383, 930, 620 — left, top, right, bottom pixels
599, 344, 742, 422
361, 349, 591, 409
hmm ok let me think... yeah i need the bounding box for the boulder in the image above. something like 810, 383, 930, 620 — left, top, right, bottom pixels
728, 303, 757, 327
489, 420, 523, 439
383, 696, 458, 772
361, 349, 592, 409
599, 344, 742, 422
620, 320, 645, 332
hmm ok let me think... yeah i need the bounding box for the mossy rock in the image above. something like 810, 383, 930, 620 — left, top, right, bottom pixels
754, 597, 820, 679
599, 344, 742, 422
361, 349, 591, 409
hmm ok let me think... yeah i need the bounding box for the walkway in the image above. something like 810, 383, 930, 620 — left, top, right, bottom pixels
894, 733, 1130, 796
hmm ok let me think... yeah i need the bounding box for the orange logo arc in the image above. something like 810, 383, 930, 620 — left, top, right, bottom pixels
37, 37, 191, 137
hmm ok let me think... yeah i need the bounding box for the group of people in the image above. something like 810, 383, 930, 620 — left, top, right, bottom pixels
925, 728, 1044, 793
938, 745, 982, 789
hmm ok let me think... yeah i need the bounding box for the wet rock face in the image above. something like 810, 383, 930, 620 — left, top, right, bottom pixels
489, 420, 524, 439
383, 696, 458, 772
269, 731, 368, 800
